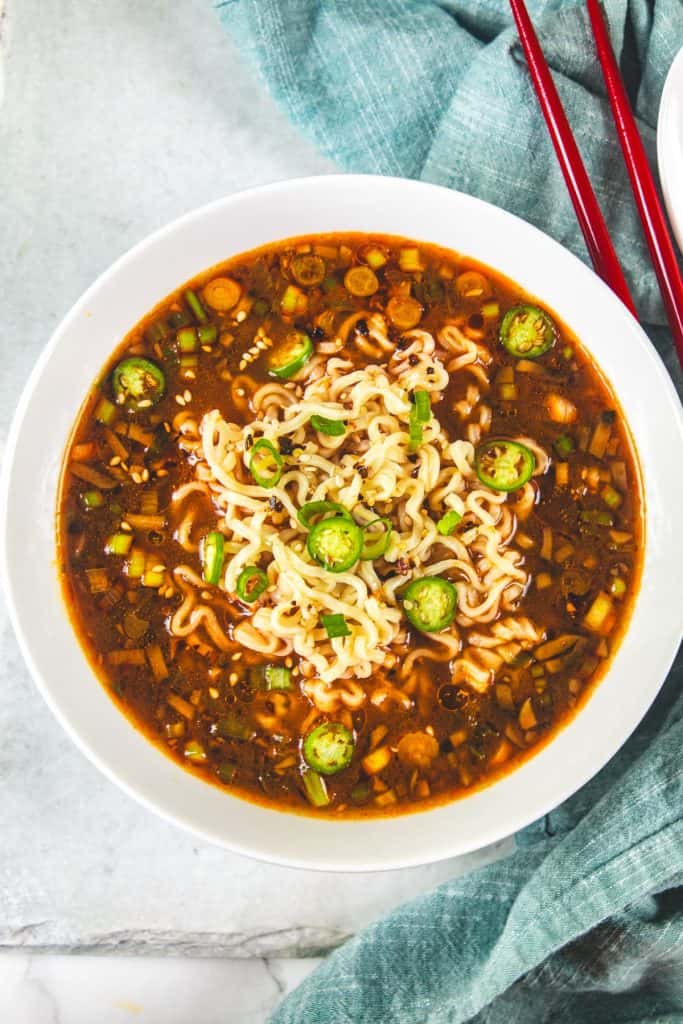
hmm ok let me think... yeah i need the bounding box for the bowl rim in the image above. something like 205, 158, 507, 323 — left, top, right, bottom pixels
2, 173, 682, 872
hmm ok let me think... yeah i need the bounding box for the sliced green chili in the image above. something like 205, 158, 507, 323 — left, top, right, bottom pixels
297, 501, 353, 530
249, 438, 283, 488
402, 576, 457, 633
185, 288, 208, 324
268, 330, 313, 379
361, 517, 392, 560
303, 722, 355, 775
437, 510, 462, 535
111, 357, 165, 410
302, 769, 330, 807
475, 439, 536, 492
236, 566, 268, 603
320, 613, 351, 639
307, 516, 363, 573
201, 531, 225, 585
500, 304, 556, 358
214, 715, 254, 741
310, 415, 346, 437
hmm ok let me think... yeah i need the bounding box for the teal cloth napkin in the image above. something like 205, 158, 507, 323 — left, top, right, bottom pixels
213, 2, 683, 1020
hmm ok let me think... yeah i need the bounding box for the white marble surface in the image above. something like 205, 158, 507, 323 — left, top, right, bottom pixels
0, 0, 511, 1019
0, 955, 321, 1024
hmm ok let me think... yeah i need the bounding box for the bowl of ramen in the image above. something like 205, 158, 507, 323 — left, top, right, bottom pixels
2, 176, 682, 870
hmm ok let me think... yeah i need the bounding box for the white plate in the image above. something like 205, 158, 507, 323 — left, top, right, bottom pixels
2, 175, 682, 871
658, 46, 683, 253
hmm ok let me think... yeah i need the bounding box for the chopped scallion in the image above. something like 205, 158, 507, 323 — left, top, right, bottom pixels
321, 613, 351, 639
437, 510, 462, 535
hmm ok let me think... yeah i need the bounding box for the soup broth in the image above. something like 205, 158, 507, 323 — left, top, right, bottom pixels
58, 233, 642, 816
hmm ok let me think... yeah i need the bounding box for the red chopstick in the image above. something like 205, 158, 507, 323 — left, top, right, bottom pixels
508, 0, 637, 316
587, 0, 683, 365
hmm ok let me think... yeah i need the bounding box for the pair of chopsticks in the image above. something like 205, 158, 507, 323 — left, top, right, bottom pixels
509, 0, 683, 368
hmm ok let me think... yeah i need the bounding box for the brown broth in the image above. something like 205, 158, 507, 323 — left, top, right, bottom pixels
57, 233, 643, 817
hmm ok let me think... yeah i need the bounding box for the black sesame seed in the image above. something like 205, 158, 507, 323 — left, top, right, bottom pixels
396, 337, 409, 350
278, 437, 293, 455
355, 318, 369, 336
408, 354, 419, 366
269, 496, 284, 512
244, 435, 254, 450
311, 326, 325, 341
407, 453, 419, 464
427, 366, 435, 376
410, 467, 419, 478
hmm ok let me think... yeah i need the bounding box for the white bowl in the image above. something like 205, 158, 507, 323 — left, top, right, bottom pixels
2, 175, 682, 871
658, 45, 683, 254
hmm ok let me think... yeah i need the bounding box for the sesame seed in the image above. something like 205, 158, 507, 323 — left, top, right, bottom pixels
141, 468, 150, 482
201, 590, 212, 600
236, 388, 245, 396
239, 361, 247, 371
163, 422, 171, 433
231, 652, 242, 661
229, 672, 239, 684
236, 311, 247, 322
138, 398, 152, 408
208, 687, 219, 699
175, 395, 185, 406
109, 456, 121, 467
120, 521, 132, 532
201, 345, 212, 353
183, 390, 192, 403
183, 370, 196, 381
151, 564, 165, 574
156, 468, 168, 478
131, 471, 142, 484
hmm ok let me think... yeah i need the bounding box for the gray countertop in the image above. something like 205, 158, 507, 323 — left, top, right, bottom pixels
0, 0, 509, 961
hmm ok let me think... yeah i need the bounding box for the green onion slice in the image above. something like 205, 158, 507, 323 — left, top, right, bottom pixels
185, 288, 208, 324
361, 517, 392, 560
264, 665, 293, 690
413, 389, 431, 423
321, 613, 351, 639
302, 769, 330, 807
201, 531, 225, 585
303, 722, 355, 775
402, 576, 458, 633
297, 501, 353, 529
307, 516, 363, 573
408, 415, 423, 453
436, 510, 462, 535
236, 566, 268, 603
310, 415, 346, 437
475, 439, 536, 492
249, 438, 283, 488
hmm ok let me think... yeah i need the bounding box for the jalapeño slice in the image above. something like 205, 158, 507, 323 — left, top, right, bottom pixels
303, 722, 355, 775
402, 577, 457, 633
307, 516, 363, 573
268, 330, 313, 379
248, 438, 283, 488
111, 357, 165, 410
500, 304, 556, 358
475, 439, 535, 492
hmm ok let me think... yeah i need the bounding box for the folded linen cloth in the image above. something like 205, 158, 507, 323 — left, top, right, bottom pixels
213, 2, 683, 1020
